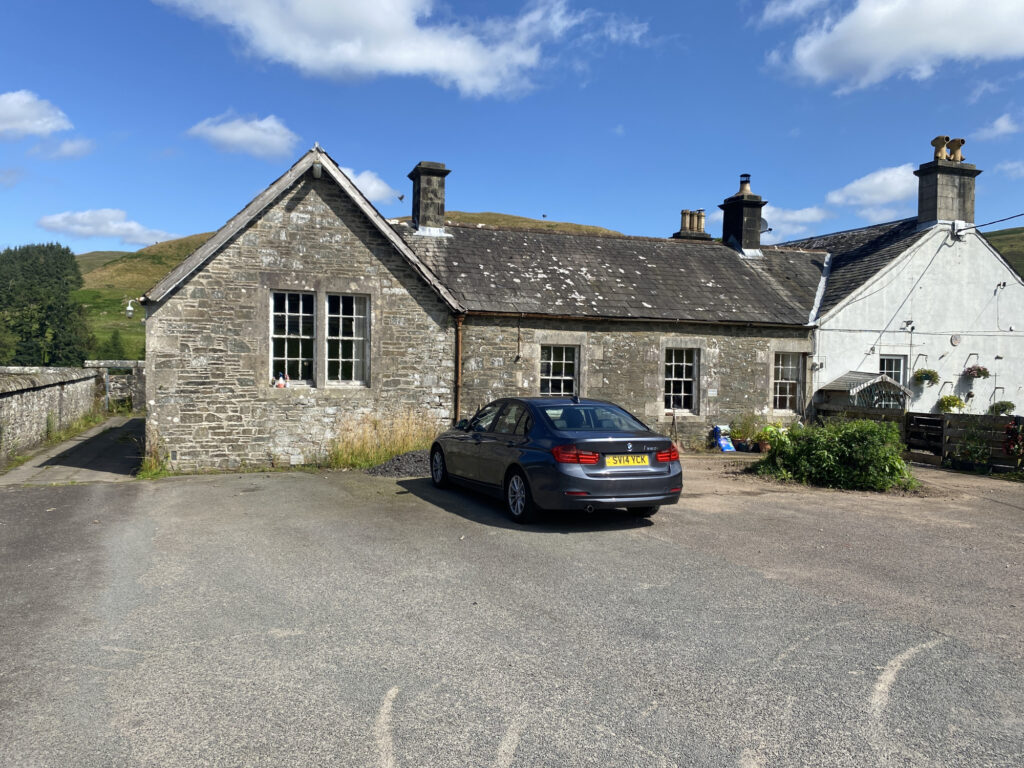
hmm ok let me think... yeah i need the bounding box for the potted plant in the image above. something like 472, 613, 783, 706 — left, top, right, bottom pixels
912, 368, 939, 386
729, 411, 766, 452
936, 394, 965, 413
1005, 421, 1024, 471
962, 364, 990, 379
988, 400, 1015, 416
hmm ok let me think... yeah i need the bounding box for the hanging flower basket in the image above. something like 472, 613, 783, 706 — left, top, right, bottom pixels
962, 365, 990, 379
937, 394, 965, 413
912, 368, 939, 386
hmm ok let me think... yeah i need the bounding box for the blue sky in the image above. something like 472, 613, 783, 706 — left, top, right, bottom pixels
2, 0, 1023, 254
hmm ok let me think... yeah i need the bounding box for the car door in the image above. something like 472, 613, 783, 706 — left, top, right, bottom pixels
476, 401, 529, 487
458, 400, 505, 482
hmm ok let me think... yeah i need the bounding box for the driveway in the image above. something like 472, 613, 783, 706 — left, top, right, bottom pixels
0, 457, 1021, 766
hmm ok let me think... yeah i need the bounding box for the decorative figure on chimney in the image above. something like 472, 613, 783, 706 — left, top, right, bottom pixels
930, 135, 951, 160
946, 137, 966, 162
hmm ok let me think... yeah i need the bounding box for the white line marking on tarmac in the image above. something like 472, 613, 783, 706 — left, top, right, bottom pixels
375, 686, 400, 768
870, 638, 944, 720
493, 714, 524, 768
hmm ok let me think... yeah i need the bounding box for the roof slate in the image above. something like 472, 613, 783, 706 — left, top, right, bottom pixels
401, 223, 826, 326
779, 219, 925, 317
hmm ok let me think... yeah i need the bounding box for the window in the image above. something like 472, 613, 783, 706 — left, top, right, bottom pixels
469, 401, 503, 432
271, 291, 368, 386
664, 348, 698, 411
327, 295, 367, 382
494, 402, 527, 434
540, 345, 577, 395
878, 355, 907, 408
272, 292, 314, 381
773, 352, 804, 411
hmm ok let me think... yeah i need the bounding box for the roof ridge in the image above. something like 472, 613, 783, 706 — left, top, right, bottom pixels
779, 217, 916, 246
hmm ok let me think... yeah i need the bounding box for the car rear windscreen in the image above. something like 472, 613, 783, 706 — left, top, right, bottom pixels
541, 404, 647, 432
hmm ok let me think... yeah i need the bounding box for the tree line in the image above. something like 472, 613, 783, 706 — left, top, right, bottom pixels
0, 243, 93, 366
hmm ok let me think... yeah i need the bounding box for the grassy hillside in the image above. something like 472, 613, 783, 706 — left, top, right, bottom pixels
74, 232, 213, 359
76, 249, 132, 275
984, 226, 1024, 277
400, 210, 625, 237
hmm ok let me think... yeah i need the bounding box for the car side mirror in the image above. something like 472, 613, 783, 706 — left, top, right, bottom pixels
455, 418, 469, 431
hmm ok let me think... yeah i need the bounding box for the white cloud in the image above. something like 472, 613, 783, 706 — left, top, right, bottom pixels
776, 1, 1024, 92
157, 0, 644, 97
37, 209, 179, 246
31, 137, 96, 159
996, 161, 1024, 179
974, 113, 1020, 140
826, 163, 916, 207
761, 203, 830, 242
187, 113, 299, 158
761, 0, 828, 25
0, 90, 73, 138
0, 168, 23, 188
968, 80, 1000, 104
339, 167, 400, 203
52, 138, 95, 158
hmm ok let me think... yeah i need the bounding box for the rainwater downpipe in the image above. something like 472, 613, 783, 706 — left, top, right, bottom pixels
454, 314, 464, 424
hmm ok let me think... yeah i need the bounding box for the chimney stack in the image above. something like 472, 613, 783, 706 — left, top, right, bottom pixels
914, 136, 981, 227
672, 208, 711, 240
719, 173, 766, 253
408, 161, 451, 235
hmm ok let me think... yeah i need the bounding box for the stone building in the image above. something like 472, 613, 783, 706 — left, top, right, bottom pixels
142, 140, 1020, 470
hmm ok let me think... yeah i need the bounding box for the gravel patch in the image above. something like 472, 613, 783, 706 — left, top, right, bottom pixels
364, 449, 430, 478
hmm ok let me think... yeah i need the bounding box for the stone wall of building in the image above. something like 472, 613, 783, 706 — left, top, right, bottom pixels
459, 317, 813, 444
146, 173, 455, 471
0, 367, 99, 462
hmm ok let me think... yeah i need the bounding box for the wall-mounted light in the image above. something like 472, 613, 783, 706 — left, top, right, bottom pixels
125, 299, 137, 319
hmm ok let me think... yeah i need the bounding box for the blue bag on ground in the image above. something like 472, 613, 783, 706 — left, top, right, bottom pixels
713, 425, 735, 452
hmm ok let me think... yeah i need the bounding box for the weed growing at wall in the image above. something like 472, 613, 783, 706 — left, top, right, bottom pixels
755, 419, 916, 492
325, 412, 443, 470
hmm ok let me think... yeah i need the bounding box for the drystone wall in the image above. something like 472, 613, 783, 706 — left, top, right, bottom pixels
0, 367, 98, 462
146, 173, 455, 471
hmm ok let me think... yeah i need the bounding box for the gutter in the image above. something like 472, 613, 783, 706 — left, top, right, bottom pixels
453, 314, 464, 423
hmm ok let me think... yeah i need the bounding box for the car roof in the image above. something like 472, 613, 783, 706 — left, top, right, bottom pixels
516, 397, 617, 406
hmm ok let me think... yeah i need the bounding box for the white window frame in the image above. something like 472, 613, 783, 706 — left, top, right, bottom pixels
271, 291, 315, 383
878, 354, 907, 409
664, 348, 699, 412
773, 352, 804, 411
270, 290, 370, 387
540, 345, 578, 396
326, 294, 368, 384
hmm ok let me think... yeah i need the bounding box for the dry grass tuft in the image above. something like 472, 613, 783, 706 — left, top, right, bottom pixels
325, 412, 444, 469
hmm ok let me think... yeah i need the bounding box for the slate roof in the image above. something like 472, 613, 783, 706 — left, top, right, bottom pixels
779, 218, 926, 318
401, 222, 827, 327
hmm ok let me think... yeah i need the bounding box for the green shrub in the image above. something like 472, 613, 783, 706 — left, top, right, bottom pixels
937, 394, 965, 413
953, 426, 991, 465
1005, 421, 1024, 471
988, 400, 1015, 416
755, 419, 914, 491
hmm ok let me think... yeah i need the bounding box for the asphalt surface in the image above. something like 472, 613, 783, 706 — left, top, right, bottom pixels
0, 452, 1021, 767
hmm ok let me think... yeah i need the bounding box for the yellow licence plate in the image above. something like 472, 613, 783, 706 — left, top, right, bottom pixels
606, 454, 649, 467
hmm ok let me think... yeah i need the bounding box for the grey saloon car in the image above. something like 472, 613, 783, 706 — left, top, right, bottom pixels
430, 397, 683, 523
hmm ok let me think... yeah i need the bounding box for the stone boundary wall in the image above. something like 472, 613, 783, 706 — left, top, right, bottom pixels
84, 360, 145, 408
0, 367, 100, 462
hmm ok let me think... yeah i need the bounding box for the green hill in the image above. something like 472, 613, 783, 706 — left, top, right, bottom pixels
76, 249, 132, 275
984, 226, 1024, 277
435, 211, 624, 237
74, 233, 213, 359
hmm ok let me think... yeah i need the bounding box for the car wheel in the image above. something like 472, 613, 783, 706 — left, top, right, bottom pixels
504, 469, 538, 524
627, 506, 659, 518
430, 446, 449, 488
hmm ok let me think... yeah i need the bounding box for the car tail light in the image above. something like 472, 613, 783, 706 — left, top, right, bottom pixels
552, 444, 600, 464
656, 444, 680, 462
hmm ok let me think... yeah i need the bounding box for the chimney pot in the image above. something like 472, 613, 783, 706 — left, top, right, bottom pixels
913, 139, 981, 227
719, 173, 766, 252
